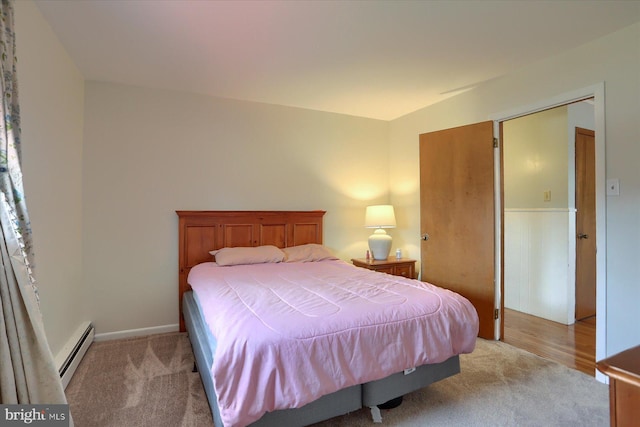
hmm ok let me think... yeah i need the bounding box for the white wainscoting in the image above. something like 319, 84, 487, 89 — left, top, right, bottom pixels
504, 208, 576, 325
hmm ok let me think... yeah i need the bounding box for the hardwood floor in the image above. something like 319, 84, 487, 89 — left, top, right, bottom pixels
503, 308, 596, 376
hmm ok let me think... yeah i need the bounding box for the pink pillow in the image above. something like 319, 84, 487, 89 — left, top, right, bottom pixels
282, 244, 338, 263
210, 245, 285, 266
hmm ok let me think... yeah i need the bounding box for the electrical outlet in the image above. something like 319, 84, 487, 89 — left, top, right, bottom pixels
543, 190, 551, 202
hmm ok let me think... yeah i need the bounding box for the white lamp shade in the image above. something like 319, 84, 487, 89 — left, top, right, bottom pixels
364, 205, 396, 228
365, 205, 396, 260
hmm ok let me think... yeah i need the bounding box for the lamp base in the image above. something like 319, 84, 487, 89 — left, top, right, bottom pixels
368, 228, 392, 260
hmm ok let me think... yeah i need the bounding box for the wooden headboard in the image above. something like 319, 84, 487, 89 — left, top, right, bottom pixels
176, 210, 326, 331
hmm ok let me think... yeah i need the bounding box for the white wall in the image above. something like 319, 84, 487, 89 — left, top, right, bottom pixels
389, 23, 640, 357
14, 0, 639, 362
504, 209, 572, 324
82, 82, 389, 334
14, 1, 87, 358
503, 107, 571, 324
504, 106, 568, 209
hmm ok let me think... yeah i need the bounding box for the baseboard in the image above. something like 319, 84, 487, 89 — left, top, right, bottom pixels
93, 324, 179, 342
55, 321, 94, 389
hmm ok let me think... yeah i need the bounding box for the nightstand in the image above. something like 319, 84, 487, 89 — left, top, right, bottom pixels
597, 345, 640, 427
351, 257, 416, 279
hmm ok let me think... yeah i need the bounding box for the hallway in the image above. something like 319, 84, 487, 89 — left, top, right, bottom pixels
503, 308, 596, 376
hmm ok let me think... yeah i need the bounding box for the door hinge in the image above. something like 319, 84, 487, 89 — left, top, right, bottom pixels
493, 137, 499, 148
494, 308, 500, 320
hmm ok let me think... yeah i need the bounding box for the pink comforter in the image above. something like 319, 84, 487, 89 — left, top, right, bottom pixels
188, 260, 478, 427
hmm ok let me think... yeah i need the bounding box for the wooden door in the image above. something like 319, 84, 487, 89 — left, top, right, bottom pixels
419, 121, 498, 339
575, 127, 596, 320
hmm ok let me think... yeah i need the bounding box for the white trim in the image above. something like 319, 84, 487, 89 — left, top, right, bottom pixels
93, 324, 180, 342
593, 83, 608, 383
493, 124, 502, 340
489, 85, 599, 121
505, 208, 577, 213
491, 82, 607, 382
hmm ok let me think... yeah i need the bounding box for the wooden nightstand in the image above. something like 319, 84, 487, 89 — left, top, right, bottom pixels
351, 257, 416, 279
597, 345, 640, 427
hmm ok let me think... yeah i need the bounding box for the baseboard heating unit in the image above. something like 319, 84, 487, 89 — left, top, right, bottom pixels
57, 322, 94, 389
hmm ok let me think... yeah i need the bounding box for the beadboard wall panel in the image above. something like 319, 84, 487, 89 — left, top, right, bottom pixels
504, 209, 575, 325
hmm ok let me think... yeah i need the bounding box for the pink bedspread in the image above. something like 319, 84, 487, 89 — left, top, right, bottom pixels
188, 260, 478, 427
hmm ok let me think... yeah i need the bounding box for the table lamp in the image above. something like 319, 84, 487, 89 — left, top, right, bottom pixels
365, 205, 396, 260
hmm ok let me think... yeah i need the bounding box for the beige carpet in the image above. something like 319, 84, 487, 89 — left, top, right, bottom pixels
66, 332, 608, 427
66, 332, 212, 427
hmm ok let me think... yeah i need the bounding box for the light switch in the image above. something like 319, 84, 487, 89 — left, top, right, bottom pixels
607, 179, 620, 196
543, 190, 551, 202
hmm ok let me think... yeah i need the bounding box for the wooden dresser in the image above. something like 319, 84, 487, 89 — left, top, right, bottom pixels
351, 257, 416, 279
596, 345, 640, 427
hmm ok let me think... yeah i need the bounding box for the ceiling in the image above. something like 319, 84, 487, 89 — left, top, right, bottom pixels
34, 0, 640, 121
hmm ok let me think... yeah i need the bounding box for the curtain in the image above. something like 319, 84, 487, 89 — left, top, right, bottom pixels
0, 0, 67, 405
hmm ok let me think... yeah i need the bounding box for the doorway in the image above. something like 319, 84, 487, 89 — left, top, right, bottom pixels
418, 84, 606, 378
500, 100, 597, 374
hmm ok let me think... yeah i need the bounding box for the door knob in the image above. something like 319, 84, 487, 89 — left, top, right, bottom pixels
578, 233, 589, 239
421, 233, 430, 241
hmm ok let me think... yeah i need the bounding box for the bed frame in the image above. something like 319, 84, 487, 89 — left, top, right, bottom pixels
176, 210, 461, 426
177, 210, 326, 332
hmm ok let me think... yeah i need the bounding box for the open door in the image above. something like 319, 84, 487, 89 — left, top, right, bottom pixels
419, 121, 499, 339
575, 127, 596, 320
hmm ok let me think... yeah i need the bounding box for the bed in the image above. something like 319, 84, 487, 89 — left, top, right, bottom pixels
177, 210, 479, 427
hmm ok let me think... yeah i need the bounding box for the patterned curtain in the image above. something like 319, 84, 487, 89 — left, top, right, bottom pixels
0, 0, 34, 271
0, 0, 67, 405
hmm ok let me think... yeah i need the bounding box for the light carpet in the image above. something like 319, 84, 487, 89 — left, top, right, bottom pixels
66, 332, 608, 427
66, 332, 211, 427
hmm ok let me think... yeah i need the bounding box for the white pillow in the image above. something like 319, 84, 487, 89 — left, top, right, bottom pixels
282, 244, 338, 263
210, 245, 285, 266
